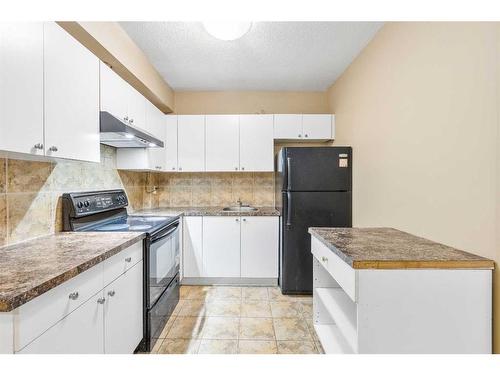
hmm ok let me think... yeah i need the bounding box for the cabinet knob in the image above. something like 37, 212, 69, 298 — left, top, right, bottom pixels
242, 218, 247, 222
235, 167, 238, 171
172, 167, 176, 170
97, 297, 106, 304
305, 134, 309, 138
241, 167, 245, 171
235, 218, 239, 222
108, 290, 115, 297
298, 134, 302, 138
124, 116, 129, 122
179, 167, 182, 171
34, 143, 44, 150
125, 257, 132, 263
68, 292, 79, 300
49, 146, 58, 152
129, 118, 134, 124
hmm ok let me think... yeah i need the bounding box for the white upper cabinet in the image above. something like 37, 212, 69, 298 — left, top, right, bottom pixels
44, 22, 100, 162
145, 100, 165, 141
127, 86, 146, 131
99, 62, 128, 122
165, 115, 179, 172
203, 217, 241, 278
302, 114, 333, 139
274, 114, 303, 140
239, 114, 274, 172
177, 115, 205, 172
274, 114, 334, 141
0, 23, 44, 155
205, 115, 240, 172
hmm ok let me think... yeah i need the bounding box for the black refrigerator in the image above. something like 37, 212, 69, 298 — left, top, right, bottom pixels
276, 147, 352, 294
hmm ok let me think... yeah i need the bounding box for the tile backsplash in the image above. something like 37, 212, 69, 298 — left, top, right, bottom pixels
0, 146, 274, 247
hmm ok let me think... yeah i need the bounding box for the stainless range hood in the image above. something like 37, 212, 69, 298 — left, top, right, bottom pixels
99, 111, 164, 148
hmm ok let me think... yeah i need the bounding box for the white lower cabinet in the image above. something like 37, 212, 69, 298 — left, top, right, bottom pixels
203, 217, 241, 277
182, 216, 279, 280
240, 217, 279, 278
18, 292, 105, 354
14, 242, 143, 354
183, 217, 203, 278
104, 261, 143, 354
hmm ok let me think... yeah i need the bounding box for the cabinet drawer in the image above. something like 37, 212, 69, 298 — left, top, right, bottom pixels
311, 237, 357, 302
15, 263, 103, 351
103, 241, 143, 286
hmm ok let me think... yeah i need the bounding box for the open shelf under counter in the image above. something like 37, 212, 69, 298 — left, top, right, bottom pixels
315, 287, 357, 353
314, 324, 355, 354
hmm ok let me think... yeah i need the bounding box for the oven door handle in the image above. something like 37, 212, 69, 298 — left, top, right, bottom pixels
151, 223, 179, 242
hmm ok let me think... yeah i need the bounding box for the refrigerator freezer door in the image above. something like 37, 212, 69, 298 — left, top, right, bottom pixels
280, 191, 352, 294
280, 147, 352, 192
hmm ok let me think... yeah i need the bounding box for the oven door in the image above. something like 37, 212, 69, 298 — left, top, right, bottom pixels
148, 220, 180, 308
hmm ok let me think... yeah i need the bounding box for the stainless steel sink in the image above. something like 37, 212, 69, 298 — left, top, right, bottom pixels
222, 206, 259, 212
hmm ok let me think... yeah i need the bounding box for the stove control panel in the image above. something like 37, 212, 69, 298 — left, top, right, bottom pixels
62, 190, 128, 217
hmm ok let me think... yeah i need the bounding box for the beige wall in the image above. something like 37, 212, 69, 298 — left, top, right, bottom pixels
174, 91, 329, 114
327, 22, 500, 352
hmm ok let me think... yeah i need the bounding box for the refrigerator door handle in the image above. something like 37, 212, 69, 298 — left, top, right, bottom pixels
286, 157, 292, 190
286, 192, 292, 228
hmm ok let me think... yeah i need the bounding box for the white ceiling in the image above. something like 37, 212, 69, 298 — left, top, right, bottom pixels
121, 22, 383, 92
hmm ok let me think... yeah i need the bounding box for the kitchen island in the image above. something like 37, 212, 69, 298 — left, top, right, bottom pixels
308, 227, 494, 354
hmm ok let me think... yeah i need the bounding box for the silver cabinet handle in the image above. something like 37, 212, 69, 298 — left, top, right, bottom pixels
235, 167, 238, 170
241, 167, 245, 171
179, 167, 182, 171
108, 290, 115, 297
235, 218, 239, 222
298, 134, 302, 138
172, 167, 176, 170
125, 257, 132, 263
34, 143, 44, 150
124, 116, 129, 122
242, 218, 246, 222
68, 292, 79, 300
49, 146, 58, 152
305, 134, 309, 138
97, 297, 105, 304
321, 256, 328, 263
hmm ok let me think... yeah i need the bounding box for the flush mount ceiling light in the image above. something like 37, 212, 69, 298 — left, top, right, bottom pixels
202, 22, 252, 41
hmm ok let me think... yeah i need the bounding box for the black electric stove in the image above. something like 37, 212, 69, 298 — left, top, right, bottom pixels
62, 189, 180, 353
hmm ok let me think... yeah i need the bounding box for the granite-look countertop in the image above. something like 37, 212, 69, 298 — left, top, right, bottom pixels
135, 206, 280, 217
309, 227, 494, 270
0, 232, 145, 312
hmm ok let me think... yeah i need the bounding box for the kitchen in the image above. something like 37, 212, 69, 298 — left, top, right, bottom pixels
0, 3, 500, 370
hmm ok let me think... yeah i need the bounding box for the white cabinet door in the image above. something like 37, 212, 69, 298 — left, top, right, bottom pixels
18, 292, 105, 354
302, 114, 333, 140
183, 217, 203, 278
273, 114, 302, 140
240, 217, 279, 278
205, 115, 240, 172
127, 87, 146, 132
99, 61, 128, 122
239, 114, 274, 172
43, 22, 100, 162
203, 217, 241, 278
0, 22, 44, 155
177, 115, 205, 172
104, 261, 143, 354
145, 100, 164, 141
165, 115, 178, 171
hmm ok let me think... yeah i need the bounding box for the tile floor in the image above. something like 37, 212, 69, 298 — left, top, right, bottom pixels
150, 285, 324, 354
